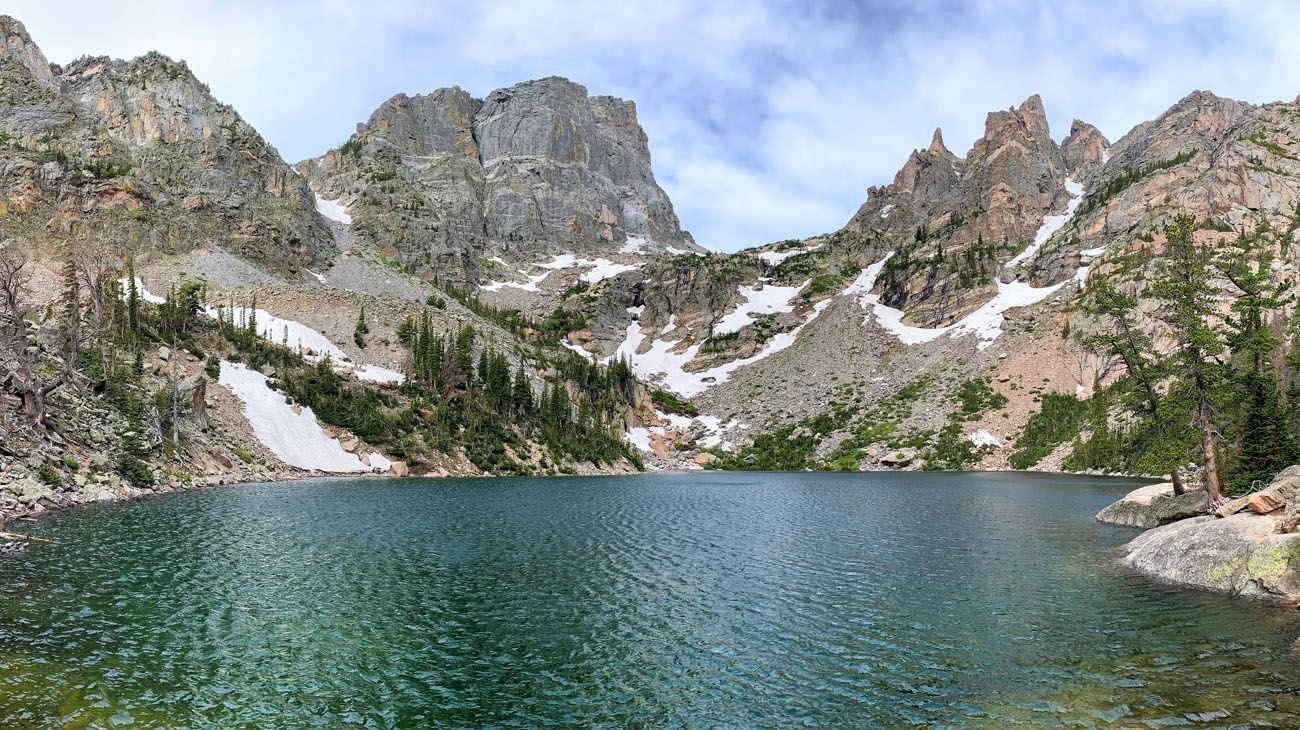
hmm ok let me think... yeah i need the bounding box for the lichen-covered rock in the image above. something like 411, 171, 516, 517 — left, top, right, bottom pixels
1096, 482, 1208, 528
1121, 513, 1300, 603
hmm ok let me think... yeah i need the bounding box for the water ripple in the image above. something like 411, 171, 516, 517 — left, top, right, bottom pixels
0, 471, 1298, 727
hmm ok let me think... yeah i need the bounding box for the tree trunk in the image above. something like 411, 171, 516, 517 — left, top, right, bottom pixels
1199, 403, 1223, 503
1171, 468, 1186, 496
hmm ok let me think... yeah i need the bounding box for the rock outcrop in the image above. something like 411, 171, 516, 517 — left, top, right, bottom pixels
1095, 482, 1207, 528
297, 77, 700, 285
1117, 467, 1300, 603
0, 15, 333, 275
1121, 513, 1300, 603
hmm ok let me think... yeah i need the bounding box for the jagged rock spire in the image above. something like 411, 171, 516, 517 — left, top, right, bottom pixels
1061, 119, 1111, 177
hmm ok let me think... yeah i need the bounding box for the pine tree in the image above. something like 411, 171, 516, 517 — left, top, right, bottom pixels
512, 366, 533, 416
62, 247, 81, 381
1150, 214, 1228, 503
126, 257, 139, 344
354, 305, 369, 348
1222, 235, 1297, 490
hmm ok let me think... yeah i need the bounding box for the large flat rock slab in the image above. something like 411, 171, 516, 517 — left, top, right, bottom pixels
1095, 482, 1208, 528
1121, 512, 1300, 603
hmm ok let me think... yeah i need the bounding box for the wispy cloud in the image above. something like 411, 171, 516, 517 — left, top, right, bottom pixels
10, 1, 1300, 250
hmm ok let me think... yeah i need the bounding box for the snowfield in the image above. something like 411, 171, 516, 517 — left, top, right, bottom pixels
665, 245, 704, 256
314, 194, 353, 225
756, 245, 820, 267
610, 299, 832, 397
712, 280, 808, 335
846, 253, 1066, 350
479, 253, 640, 291
1004, 178, 1084, 269
218, 361, 368, 472
624, 426, 654, 453
620, 236, 649, 254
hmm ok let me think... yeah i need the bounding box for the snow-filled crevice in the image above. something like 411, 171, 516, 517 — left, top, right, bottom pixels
1004, 178, 1084, 269
314, 194, 352, 225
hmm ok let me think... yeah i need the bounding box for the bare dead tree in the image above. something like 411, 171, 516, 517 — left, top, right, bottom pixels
0, 244, 63, 431
74, 241, 117, 333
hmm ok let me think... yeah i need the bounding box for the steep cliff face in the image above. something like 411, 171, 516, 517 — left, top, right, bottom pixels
298, 77, 700, 287
0, 16, 332, 274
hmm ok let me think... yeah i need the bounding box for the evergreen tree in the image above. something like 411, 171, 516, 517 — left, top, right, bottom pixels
1223, 236, 1298, 489
62, 247, 81, 381
354, 305, 369, 348
1150, 214, 1228, 503
126, 257, 139, 344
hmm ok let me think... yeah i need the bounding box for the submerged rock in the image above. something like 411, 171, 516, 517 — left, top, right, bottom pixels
1121, 512, 1300, 603
1095, 482, 1208, 528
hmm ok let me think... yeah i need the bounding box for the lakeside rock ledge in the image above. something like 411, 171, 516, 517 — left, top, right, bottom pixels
1095, 482, 1207, 528
1106, 466, 1300, 603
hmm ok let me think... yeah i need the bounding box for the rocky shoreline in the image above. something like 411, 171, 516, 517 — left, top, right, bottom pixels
0, 458, 314, 527
1101, 467, 1300, 604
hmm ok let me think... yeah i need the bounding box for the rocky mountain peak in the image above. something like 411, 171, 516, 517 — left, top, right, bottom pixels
0, 15, 55, 88
361, 86, 480, 159
1016, 93, 1049, 133
299, 75, 698, 286
927, 127, 951, 156
1060, 119, 1110, 178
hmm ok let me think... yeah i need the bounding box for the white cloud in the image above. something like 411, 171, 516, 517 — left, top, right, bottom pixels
8, 1, 1300, 251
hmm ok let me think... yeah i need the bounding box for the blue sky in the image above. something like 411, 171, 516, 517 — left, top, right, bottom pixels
11, 1, 1300, 251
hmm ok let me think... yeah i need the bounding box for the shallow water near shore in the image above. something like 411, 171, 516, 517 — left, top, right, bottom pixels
2, 470, 1299, 727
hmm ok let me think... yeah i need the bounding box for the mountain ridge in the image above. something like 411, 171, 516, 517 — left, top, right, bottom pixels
3, 10, 1300, 504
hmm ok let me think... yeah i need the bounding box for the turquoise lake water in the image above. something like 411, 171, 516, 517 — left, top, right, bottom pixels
2, 471, 1299, 728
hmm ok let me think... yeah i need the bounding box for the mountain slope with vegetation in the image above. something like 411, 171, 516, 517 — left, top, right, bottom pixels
4, 11, 1300, 520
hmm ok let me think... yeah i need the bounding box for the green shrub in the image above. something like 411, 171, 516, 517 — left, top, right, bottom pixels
651, 389, 698, 416
956, 378, 1008, 419
37, 460, 63, 487
116, 455, 154, 488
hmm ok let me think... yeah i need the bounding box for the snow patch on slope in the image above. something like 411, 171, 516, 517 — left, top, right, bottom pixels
610, 300, 832, 397
119, 278, 166, 305
713, 280, 808, 335
129, 280, 404, 385
479, 253, 640, 291
967, 429, 1002, 448
624, 427, 654, 453
757, 245, 821, 267
1004, 178, 1084, 269
620, 236, 649, 254
218, 361, 368, 472
314, 194, 353, 225
846, 253, 1065, 350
